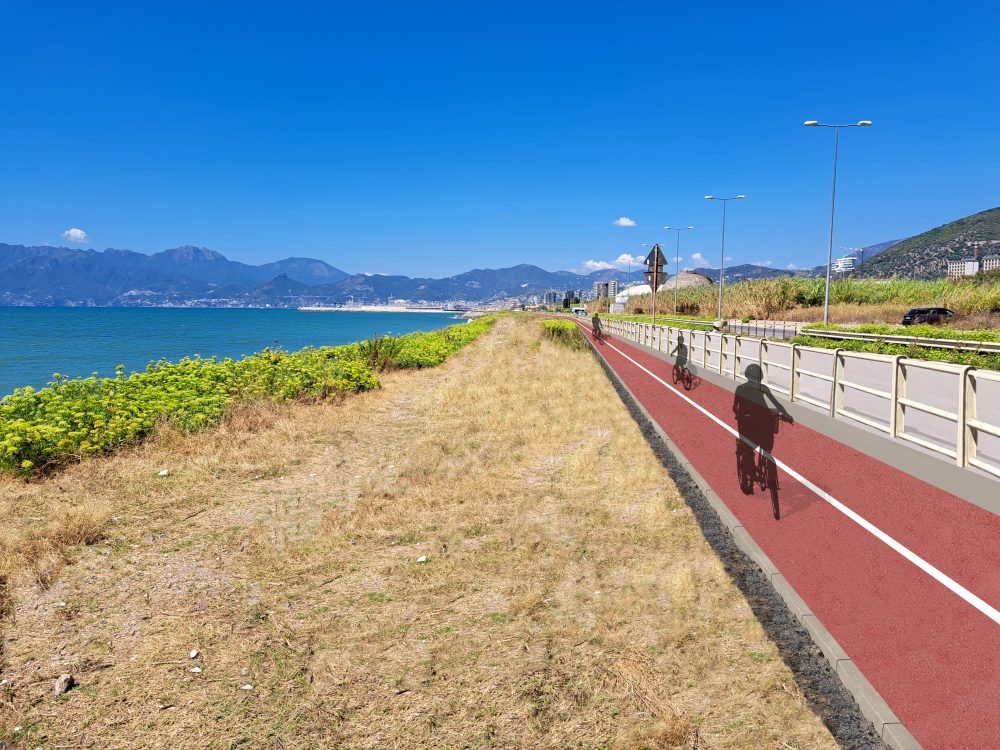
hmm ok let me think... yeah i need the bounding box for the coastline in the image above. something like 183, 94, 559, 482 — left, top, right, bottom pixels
298, 305, 466, 313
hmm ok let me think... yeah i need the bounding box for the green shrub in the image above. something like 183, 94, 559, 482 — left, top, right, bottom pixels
540, 320, 586, 349
0, 317, 497, 476
791, 335, 1000, 372
801, 322, 1000, 343
357, 334, 405, 372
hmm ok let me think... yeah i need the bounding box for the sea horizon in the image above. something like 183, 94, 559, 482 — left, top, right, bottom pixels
0, 307, 462, 398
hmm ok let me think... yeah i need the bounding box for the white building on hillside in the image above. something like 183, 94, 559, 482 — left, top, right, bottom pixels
832, 256, 856, 273
947, 258, 980, 280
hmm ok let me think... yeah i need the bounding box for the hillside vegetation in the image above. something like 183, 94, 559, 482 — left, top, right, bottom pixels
858, 206, 1000, 279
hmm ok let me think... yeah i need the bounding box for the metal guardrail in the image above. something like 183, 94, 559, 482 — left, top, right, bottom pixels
600, 318, 1000, 480
725, 319, 801, 340
800, 328, 1000, 353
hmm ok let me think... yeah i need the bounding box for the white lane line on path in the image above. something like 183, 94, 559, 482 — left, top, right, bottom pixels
583, 323, 1000, 627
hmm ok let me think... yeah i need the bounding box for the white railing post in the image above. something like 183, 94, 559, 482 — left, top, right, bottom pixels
891, 357, 905, 439
956, 365, 973, 467
964, 371, 977, 469
790, 343, 800, 403
758, 338, 766, 384
830, 348, 843, 418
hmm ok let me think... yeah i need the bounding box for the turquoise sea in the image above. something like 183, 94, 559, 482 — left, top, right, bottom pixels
0, 308, 462, 398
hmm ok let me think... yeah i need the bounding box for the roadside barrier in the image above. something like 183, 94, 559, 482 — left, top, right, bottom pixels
603, 319, 1000, 480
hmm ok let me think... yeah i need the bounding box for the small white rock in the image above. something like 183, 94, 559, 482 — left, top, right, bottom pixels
158, 469, 170, 477
240, 667, 250, 676
241, 683, 254, 690
53, 673, 75, 696
190, 666, 202, 673
416, 555, 429, 564
189, 649, 199, 659
12, 726, 21, 733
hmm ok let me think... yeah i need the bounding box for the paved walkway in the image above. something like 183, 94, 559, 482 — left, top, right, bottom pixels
580, 322, 1000, 750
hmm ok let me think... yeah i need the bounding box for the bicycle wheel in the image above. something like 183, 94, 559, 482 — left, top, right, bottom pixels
765, 460, 780, 520
682, 368, 693, 390
736, 443, 754, 494
672, 364, 680, 384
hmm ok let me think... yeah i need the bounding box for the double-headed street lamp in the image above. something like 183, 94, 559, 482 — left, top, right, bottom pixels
704, 195, 746, 323
664, 226, 694, 315
804, 119, 872, 324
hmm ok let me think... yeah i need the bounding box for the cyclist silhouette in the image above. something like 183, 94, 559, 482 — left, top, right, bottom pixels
591, 312, 604, 342
733, 364, 793, 519
671, 332, 688, 368
670, 332, 695, 389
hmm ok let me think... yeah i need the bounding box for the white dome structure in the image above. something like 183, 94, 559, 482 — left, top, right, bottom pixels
615, 284, 653, 304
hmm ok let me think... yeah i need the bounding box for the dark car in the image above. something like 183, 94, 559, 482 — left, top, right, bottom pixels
901, 307, 955, 326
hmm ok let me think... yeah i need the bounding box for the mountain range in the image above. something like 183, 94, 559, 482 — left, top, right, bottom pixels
3, 208, 995, 307
692, 238, 900, 284
0, 244, 640, 307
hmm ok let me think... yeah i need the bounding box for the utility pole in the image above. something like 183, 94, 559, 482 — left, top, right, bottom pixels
804, 119, 872, 323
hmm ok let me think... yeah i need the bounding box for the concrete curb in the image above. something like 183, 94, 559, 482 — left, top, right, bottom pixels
585, 332, 922, 750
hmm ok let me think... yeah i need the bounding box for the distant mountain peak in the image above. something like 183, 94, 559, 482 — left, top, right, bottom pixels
159, 245, 225, 262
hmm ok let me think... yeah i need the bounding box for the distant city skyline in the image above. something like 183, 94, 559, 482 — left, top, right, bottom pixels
2, 3, 998, 277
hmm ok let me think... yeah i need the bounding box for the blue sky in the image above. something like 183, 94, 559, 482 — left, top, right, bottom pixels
2, 1, 998, 277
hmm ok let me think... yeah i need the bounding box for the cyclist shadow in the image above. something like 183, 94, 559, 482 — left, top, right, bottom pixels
733, 364, 793, 520
669, 333, 702, 390
591, 315, 606, 344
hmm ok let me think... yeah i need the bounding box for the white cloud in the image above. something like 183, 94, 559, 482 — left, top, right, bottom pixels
786, 262, 801, 270
752, 260, 773, 267
581, 252, 645, 272
61, 227, 89, 244
615, 252, 643, 266
612, 217, 636, 227
690, 252, 710, 267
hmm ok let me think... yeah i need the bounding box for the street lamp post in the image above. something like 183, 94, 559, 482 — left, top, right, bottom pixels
804, 119, 872, 324
704, 195, 746, 324
664, 226, 694, 315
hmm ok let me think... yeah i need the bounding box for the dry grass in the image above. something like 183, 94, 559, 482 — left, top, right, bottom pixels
779, 303, 912, 325
0, 318, 839, 749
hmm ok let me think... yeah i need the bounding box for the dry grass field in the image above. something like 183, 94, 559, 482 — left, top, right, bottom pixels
0, 317, 845, 749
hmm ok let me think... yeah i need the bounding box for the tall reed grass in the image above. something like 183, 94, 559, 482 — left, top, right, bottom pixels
622, 276, 1000, 320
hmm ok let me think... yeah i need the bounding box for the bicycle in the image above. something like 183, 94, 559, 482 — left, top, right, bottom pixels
671, 362, 694, 390
735, 412, 790, 520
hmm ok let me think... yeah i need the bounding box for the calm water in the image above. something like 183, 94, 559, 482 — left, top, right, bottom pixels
0, 308, 462, 398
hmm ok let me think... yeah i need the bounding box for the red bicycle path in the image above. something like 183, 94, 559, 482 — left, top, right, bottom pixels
580, 323, 1000, 749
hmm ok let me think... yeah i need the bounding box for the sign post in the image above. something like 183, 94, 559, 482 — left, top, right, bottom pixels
643, 244, 667, 328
